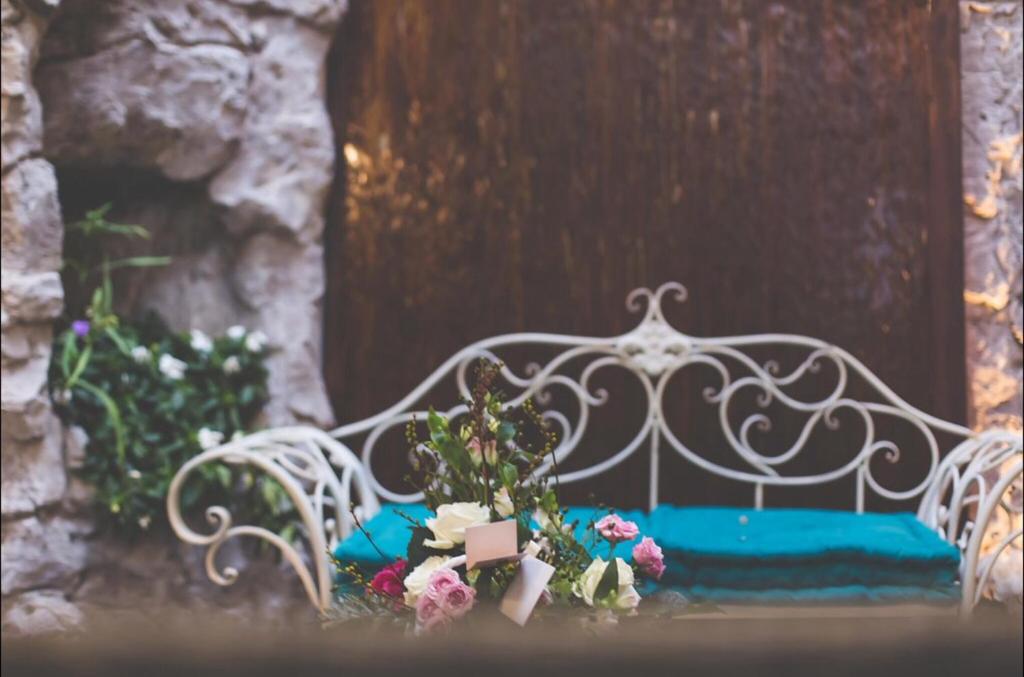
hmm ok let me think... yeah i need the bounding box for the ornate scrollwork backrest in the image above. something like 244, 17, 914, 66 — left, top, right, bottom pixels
329, 282, 985, 514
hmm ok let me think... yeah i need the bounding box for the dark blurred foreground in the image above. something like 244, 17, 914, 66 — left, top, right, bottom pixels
3, 607, 1022, 677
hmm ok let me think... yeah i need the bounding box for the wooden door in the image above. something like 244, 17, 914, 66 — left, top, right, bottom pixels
324, 0, 964, 510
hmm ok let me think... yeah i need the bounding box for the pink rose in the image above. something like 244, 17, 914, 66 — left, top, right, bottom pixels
595, 514, 640, 543
632, 537, 666, 580
424, 567, 462, 599
438, 580, 476, 618
370, 559, 407, 599
415, 596, 451, 633
415, 568, 477, 633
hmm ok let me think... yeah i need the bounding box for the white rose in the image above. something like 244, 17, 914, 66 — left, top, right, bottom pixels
615, 583, 641, 612
159, 354, 187, 380
130, 345, 151, 364
197, 427, 224, 450
245, 330, 268, 353
424, 502, 491, 549
574, 557, 607, 606
227, 325, 247, 340
494, 487, 515, 518
222, 355, 241, 374
573, 557, 638, 609
402, 556, 449, 607
190, 329, 213, 353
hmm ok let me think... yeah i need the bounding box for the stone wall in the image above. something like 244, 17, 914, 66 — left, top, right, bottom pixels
1, 0, 85, 633
960, 1, 1024, 432
2, 0, 347, 634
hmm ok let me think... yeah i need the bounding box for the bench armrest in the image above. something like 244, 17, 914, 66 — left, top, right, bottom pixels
918, 430, 1022, 615
166, 426, 380, 612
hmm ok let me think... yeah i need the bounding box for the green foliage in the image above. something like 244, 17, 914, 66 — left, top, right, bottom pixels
409, 361, 558, 518
49, 205, 288, 537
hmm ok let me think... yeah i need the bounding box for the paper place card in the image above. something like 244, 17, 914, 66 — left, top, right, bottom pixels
465, 519, 519, 570
499, 555, 555, 627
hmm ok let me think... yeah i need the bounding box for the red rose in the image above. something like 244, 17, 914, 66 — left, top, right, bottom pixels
370, 559, 407, 599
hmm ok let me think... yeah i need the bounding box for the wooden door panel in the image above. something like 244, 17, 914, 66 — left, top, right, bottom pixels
324, 0, 964, 509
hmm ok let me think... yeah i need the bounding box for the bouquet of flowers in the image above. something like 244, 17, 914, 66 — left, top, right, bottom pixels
334, 360, 667, 633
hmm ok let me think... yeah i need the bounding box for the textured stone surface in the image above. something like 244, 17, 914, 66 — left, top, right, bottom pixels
0, 511, 88, 595
37, 36, 250, 181
960, 1, 1024, 432
960, 1, 1023, 616
208, 19, 334, 240
0, 0, 52, 171
1, 590, 84, 635
226, 0, 346, 29
0, 0, 343, 634
1, 0, 72, 634
0, 157, 63, 272
0, 411, 65, 515
37, 0, 252, 60
1, 269, 62, 321
235, 234, 331, 423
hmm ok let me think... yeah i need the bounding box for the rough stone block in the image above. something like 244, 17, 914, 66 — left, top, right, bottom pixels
225, 0, 347, 30
1, 590, 83, 635
37, 38, 250, 181
1, 269, 63, 322
0, 511, 87, 594
0, 157, 63, 273
960, 1, 1023, 430
0, 0, 54, 170
1, 412, 66, 515
208, 20, 334, 239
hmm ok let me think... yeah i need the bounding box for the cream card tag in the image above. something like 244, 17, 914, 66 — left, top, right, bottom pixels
465, 519, 519, 570
499, 555, 555, 627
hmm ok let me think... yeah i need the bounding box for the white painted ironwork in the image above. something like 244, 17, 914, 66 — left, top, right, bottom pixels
917, 430, 1023, 615
167, 282, 1023, 616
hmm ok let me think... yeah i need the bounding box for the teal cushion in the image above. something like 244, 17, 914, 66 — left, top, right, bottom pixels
662, 558, 957, 590
333, 504, 650, 569
334, 504, 433, 567
333, 504, 961, 603
647, 506, 959, 562
680, 584, 960, 604
646, 506, 960, 601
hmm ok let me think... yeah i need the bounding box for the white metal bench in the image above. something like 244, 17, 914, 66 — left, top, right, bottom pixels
167, 282, 1023, 616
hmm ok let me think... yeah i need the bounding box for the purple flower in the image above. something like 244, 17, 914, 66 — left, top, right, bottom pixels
71, 320, 91, 338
